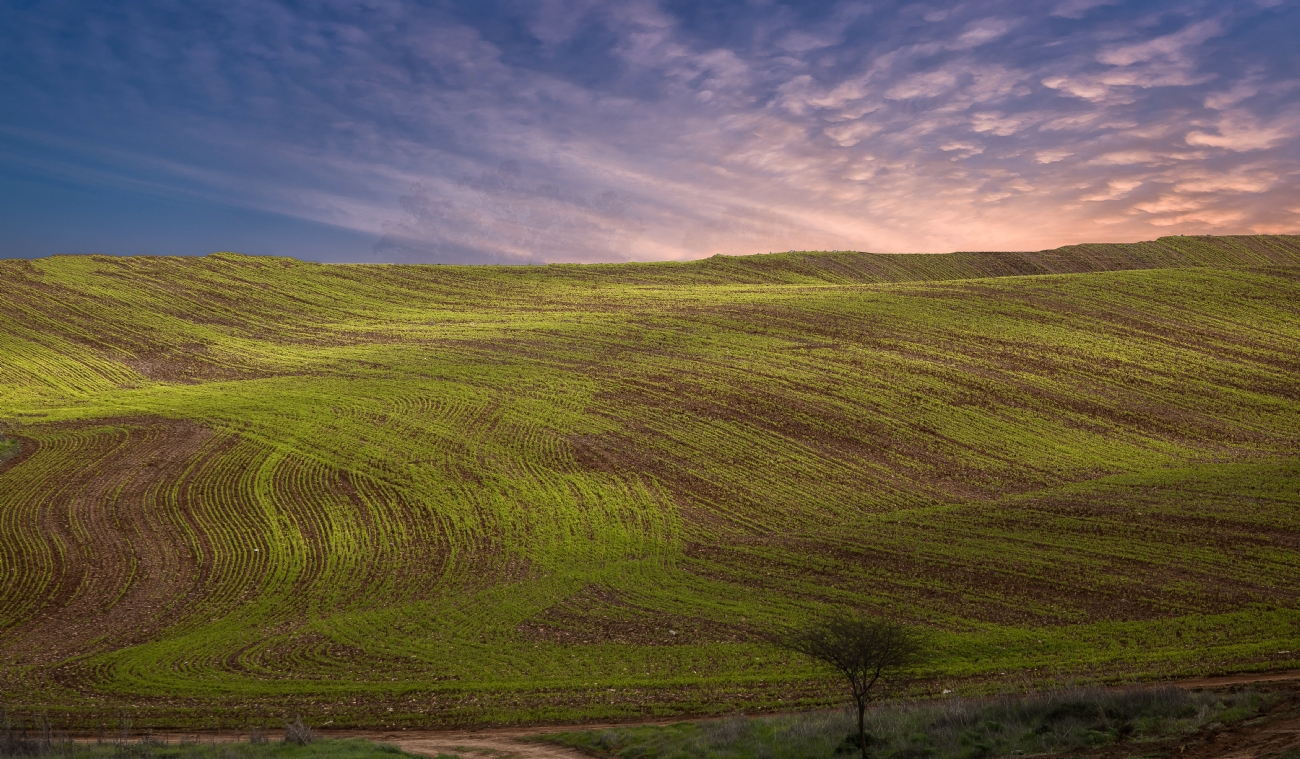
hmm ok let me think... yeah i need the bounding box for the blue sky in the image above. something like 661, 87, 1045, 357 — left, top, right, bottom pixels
1, 0, 1296, 263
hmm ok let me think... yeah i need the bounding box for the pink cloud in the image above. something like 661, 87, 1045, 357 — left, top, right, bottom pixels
885, 69, 959, 100
1172, 168, 1277, 193
1035, 148, 1075, 163
951, 19, 1016, 49
1080, 178, 1143, 201
1186, 112, 1295, 151
1096, 20, 1222, 67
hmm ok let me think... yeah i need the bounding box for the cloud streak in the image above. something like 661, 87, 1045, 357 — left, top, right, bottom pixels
0, 0, 1296, 262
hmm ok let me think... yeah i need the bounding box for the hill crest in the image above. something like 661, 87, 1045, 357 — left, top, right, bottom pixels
17, 233, 1300, 286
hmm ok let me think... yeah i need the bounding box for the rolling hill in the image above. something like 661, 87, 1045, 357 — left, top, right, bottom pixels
1, 235, 1299, 728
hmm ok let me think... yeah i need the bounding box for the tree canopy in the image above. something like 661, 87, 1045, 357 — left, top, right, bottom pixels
777, 613, 928, 759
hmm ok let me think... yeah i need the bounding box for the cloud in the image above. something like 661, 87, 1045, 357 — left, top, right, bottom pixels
1041, 75, 1115, 103
1204, 81, 1261, 110
1080, 178, 1143, 201
885, 69, 958, 100
1089, 150, 1205, 166
971, 111, 1039, 136
1035, 148, 1074, 163
1038, 113, 1099, 131
966, 65, 1031, 102
526, 0, 606, 45
951, 18, 1015, 49
1042, 18, 1225, 106
1042, 65, 1212, 104
824, 121, 883, 148
779, 30, 839, 53
1172, 167, 1277, 193
1051, 0, 1120, 19
1133, 195, 1205, 214
1186, 112, 1295, 151
1149, 208, 1247, 226
1096, 20, 1222, 67
1050, 0, 1123, 19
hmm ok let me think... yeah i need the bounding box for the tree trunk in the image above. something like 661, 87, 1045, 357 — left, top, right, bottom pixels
857, 697, 868, 759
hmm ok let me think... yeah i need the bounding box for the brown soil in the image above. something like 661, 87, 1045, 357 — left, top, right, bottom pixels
373, 729, 599, 759
1166, 670, 1300, 688
0, 417, 219, 664
0, 414, 456, 678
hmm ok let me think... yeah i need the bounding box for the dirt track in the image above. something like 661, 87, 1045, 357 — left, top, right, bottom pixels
371, 729, 594, 759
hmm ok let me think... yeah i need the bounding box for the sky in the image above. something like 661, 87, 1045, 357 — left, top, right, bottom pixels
0, 0, 1297, 263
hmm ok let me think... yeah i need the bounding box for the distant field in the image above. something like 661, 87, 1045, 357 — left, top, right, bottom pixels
0, 235, 1298, 729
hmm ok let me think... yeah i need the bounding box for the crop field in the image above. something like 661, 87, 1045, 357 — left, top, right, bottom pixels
0, 235, 1298, 729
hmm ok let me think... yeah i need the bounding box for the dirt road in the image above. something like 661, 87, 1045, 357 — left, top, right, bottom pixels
367, 728, 591, 759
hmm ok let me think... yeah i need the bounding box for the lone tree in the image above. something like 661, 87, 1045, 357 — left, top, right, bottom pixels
776, 613, 927, 759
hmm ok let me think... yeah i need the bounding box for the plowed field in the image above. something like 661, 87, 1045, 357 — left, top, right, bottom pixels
1, 235, 1299, 729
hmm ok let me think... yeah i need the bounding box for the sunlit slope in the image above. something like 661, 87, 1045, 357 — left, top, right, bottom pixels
0, 235, 1298, 727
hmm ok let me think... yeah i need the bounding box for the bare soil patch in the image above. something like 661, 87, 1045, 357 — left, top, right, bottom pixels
0, 417, 219, 664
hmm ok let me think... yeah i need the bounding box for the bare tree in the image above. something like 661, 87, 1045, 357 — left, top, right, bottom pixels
775, 613, 927, 759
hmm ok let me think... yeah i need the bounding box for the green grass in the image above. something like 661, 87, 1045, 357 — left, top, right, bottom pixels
541, 686, 1271, 758
0, 437, 18, 465
0, 738, 436, 759
0, 235, 1298, 727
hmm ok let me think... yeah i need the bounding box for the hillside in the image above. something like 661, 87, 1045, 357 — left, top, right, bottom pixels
0, 235, 1299, 728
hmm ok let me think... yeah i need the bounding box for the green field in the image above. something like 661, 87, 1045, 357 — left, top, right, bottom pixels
0, 235, 1298, 729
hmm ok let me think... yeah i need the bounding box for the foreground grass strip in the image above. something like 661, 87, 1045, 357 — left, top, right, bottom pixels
542, 687, 1271, 759
0, 738, 447, 759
